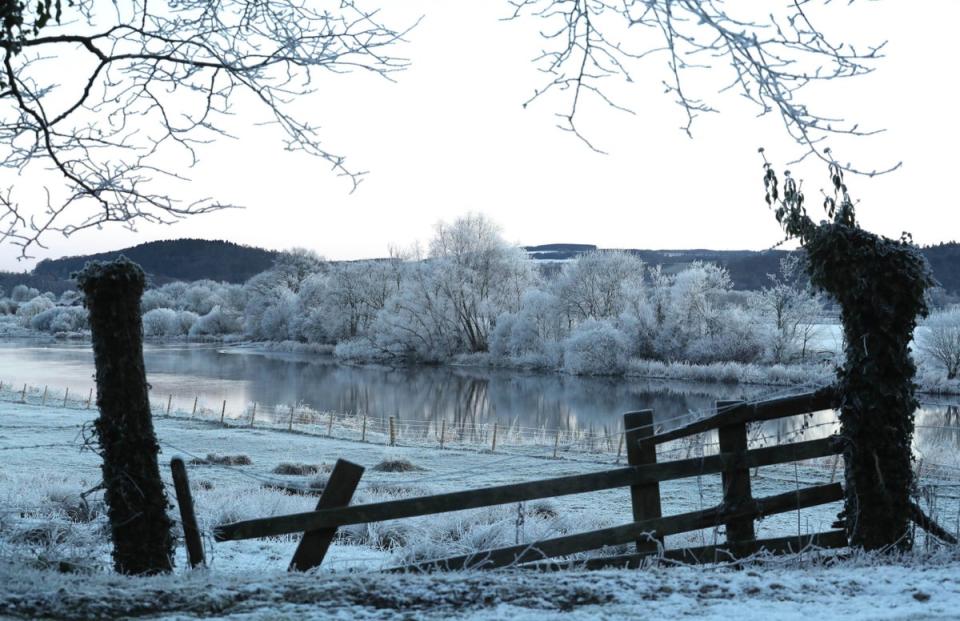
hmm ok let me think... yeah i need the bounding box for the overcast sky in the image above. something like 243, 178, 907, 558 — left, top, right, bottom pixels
1, 1, 957, 271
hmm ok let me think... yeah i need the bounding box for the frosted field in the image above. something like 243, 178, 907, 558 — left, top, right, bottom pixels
3, 398, 960, 619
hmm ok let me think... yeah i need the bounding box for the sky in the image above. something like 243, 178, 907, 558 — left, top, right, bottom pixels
1, 0, 958, 271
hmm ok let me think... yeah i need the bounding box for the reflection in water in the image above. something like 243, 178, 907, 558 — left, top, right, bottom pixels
1, 341, 958, 450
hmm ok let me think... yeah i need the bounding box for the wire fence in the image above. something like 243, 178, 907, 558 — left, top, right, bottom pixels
4, 377, 960, 466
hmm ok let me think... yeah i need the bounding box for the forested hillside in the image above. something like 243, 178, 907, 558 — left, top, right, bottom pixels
33, 239, 277, 285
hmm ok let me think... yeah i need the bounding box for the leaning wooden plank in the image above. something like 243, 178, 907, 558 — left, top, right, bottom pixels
214, 436, 842, 542
170, 457, 205, 568
525, 530, 848, 570
394, 483, 843, 572
651, 387, 838, 445
910, 501, 960, 545
288, 459, 364, 572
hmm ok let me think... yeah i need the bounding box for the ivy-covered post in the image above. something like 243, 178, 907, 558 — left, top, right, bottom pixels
76, 258, 174, 574
761, 152, 934, 551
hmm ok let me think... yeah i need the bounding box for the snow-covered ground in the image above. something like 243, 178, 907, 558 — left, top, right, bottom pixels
2, 396, 960, 618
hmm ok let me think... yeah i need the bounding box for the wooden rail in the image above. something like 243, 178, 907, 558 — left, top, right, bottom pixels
650, 387, 838, 445
396, 484, 843, 572
527, 530, 849, 570
215, 435, 841, 541
207, 389, 848, 573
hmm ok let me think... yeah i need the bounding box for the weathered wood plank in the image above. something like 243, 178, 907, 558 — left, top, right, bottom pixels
718, 401, 755, 551
394, 483, 843, 572
170, 457, 205, 568
214, 436, 842, 542
525, 530, 848, 570
650, 387, 838, 445
625, 410, 661, 554
288, 459, 364, 572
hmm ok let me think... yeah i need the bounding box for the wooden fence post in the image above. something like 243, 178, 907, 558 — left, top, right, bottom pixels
191, 395, 198, 417
63, 387, 69, 408
717, 400, 756, 555
361, 414, 367, 442
20, 383, 26, 402
616, 433, 625, 464
389, 416, 396, 446
166, 394, 172, 416
220, 400, 227, 425
624, 409, 662, 555
288, 407, 294, 431
327, 412, 334, 437
553, 430, 560, 459
491, 422, 498, 452
289, 459, 365, 572
86, 388, 93, 409
41, 385, 47, 406
439, 419, 446, 450
170, 457, 205, 568
250, 402, 257, 427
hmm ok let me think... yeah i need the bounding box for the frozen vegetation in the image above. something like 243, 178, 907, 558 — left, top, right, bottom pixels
1, 215, 959, 392
3, 394, 960, 619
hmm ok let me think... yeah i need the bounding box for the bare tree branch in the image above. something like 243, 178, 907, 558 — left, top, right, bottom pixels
0, 0, 416, 258
508, 0, 897, 174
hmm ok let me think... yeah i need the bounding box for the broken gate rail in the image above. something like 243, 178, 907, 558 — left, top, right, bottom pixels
211, 387, 846, 570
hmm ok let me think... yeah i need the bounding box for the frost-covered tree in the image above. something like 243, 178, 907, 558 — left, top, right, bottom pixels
243, 250, 324, 339
15, 294, 54, 326
10, 284, 39, 302
754, 254, 824, 363
920, 307, 960, 380
427, 214, 534, 352
190, 305, 243, 337
555, 251, 645, 324
143, 308, 181, 337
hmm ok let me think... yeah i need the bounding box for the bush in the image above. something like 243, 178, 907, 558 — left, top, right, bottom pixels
16, 295, 55, 327
563, 319, 630, 375
177, 310, 199, 335
142, 308, 180, 337
48, 307, 88, 333
189, 305, 242, 337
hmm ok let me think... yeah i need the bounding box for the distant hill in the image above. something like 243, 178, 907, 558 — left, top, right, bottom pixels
524, 243, 960, 295
0, 239, 279, 295
1, 238, 957, 298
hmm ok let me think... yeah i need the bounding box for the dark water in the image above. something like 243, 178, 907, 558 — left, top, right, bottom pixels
1, 341, 957, 442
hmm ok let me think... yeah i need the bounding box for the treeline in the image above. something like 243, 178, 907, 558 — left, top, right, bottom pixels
2, 217, 958, 380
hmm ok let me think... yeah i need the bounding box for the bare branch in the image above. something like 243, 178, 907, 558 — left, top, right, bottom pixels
0, 0, 416, 258
508, 0, 897, 174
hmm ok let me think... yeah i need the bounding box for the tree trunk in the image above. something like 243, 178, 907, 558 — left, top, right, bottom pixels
76, 258, 173, 574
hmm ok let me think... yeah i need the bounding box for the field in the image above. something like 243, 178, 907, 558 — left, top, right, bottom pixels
3, 388, 960, 618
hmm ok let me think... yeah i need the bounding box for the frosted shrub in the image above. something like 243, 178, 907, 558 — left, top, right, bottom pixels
177, 310, 199, 334
563, 319, 630, 375
140, 289, 173, 312
142, 308, 181, 337
16, 295, 55, 327
189, 305, 242, 337
488, 313, 515, 358
29, 307, 60, 332
684, 308, 764, 364
48, 307, 88, 333
10, 284, 40, 302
